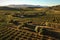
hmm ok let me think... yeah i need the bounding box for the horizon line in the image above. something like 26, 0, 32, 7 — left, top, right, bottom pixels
0, 4, 60, 7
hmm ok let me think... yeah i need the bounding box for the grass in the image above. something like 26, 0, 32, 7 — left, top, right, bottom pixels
0, 7, 60, 40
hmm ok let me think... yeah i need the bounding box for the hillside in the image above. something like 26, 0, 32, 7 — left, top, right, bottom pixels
0, 6, 19, 11
51, 5, 60, 10
7, 4, 42, 8
0, 5, 60, 40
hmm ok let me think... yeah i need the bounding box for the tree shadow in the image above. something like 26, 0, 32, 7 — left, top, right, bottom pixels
41, 28, 60, 39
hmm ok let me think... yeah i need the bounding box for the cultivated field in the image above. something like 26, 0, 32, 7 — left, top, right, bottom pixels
0, 5, 60, 40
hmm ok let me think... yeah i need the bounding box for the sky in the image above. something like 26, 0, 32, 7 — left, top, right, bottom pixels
0, 0, 60, 6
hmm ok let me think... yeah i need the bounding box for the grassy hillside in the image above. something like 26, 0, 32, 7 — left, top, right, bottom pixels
0, 5, 60, 40
0, 6, 60, 26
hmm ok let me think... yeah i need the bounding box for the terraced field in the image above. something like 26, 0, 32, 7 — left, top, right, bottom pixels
0, 5, 60, 40
0, 26, 58, 40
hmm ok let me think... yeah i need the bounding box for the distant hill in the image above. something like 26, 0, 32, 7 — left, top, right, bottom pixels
0, 6, 19, 11
0, 5, 60, 11
45, 5, 60, 14
49, 5, 60, 11
7, 4, 45, 8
